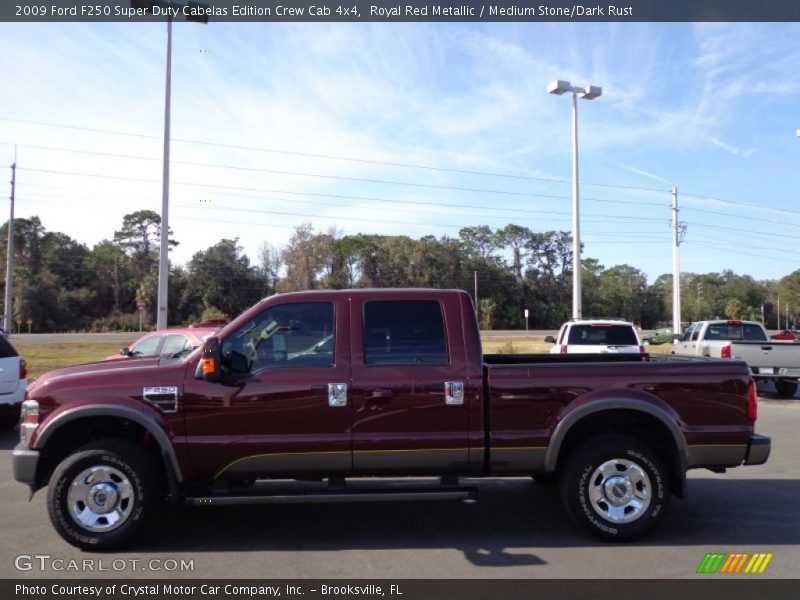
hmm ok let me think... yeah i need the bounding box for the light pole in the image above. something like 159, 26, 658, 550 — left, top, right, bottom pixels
133, 0, 208, 329
548, 80, 602, 319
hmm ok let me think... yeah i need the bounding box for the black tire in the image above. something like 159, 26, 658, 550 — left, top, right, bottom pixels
47, 439, 162, 550
0, 411, 20, 430
774, 380, 798, 399
559, 434, 671, 542
531, 473, 557, 486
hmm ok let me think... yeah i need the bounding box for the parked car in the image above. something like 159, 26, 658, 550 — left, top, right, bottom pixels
103, 327, 221, 361
545, 318, 644, 354
0, 331, 28, 429
189, 319, 228, 328
642, 328, 676, 345
14, 289, 769, 550
673, 319, 800, 397
769, 329, 799, 341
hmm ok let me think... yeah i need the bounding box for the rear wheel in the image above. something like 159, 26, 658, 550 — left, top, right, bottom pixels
559, 434, 671, 541
774, 380, 798, 398
47, 439, 161, 550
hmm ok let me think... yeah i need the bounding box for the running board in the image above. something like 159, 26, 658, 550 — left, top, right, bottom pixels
186, 487, 477, 507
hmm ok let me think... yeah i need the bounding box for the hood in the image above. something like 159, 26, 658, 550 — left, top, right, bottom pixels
26, 356, 187, 402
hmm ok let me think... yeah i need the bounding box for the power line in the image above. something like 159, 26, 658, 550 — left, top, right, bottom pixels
684, 240, 800, 265
6, 118, 800, 220
682, 191, 800, 219
681, 205, 800, 229
0, 118, 668, 193
684, 220, 800, 243
16, 168, 668, 222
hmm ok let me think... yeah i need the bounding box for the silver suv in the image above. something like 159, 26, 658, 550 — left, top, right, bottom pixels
0, 332, 28, 429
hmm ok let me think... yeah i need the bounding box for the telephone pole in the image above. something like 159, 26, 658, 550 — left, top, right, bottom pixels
4, 149, 16, 335
671, 187, 685, 337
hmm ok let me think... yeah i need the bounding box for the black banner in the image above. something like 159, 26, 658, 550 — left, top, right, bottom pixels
4, 0, 800, 23
3, 580, 800, 600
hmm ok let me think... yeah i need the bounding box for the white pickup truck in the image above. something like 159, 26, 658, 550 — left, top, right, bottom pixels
674, 320, 800, 398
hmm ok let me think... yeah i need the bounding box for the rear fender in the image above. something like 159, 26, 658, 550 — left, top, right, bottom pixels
544, 395, 688, 491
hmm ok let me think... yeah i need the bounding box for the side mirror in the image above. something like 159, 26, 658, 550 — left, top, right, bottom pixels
200, 336, 222, 382
544, 335, 555, 344
226, 350, 250, 374
120, 347, 132, 356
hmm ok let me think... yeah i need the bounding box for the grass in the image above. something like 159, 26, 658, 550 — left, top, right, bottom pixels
14, 334, 674, 381
15, 340, 135, 380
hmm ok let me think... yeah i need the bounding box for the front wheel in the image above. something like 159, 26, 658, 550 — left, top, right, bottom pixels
47, 439, 161, 550
559, 434, 671, 541
774, 380, 798, 398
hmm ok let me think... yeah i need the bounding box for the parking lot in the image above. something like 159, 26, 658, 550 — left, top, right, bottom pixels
0, 390, 797, 580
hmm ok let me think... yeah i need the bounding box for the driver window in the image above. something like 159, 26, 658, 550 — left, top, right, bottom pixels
221, 302, 335, 373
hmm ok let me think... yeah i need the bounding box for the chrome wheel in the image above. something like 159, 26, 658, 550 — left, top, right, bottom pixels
587, 458, 652, 524
66, 465, 135, 532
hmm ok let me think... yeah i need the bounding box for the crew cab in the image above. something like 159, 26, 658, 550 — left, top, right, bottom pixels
674, 319, 800, 398
13, 289, 770, 550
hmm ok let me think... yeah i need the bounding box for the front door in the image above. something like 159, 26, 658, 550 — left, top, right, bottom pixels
182, 298, 351, 484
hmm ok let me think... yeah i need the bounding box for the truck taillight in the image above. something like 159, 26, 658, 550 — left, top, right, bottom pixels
639, 345, 645, 354
747, 380, 758, 421
19, 359, 27, 379
721, 344, 732, 359
560, 345, 568, 354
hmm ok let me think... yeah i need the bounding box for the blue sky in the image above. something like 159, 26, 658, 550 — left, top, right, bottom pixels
1, 21, 800, 283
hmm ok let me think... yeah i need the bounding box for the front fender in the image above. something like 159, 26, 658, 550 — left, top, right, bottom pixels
32, 399, 184, 482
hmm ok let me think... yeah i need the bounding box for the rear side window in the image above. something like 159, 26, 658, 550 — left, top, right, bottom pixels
0, 334, 18, 358
567, 324, 638, 346
364, 300, 448, 365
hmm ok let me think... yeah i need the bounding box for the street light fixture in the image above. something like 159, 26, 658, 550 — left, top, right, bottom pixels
548, 79, 602, 319
132, 0, 208, 329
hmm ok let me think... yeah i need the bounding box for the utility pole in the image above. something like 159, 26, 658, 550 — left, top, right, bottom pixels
671, 187, 684, 338
4, 148, 16, 336
473, 270, 479, 322
778, 297, 781, 330
155, 10, 173, 330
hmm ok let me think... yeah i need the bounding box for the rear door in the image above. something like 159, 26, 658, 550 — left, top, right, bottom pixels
349, 293, 471, 474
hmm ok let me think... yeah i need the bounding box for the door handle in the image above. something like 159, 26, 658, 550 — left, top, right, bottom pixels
328, 383, 347, 407
445, 381, 464, 405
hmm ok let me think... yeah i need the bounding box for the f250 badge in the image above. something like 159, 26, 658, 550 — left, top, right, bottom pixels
142, 386, 179, 413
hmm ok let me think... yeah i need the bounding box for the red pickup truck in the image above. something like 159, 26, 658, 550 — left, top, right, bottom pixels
13, 289, 770, 550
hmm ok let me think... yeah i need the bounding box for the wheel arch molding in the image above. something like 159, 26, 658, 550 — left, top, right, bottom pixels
544, 397, 688, 490
33, 403, 183, 484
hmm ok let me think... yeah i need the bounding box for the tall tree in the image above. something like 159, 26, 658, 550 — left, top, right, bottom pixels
182, 238, 264, 319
